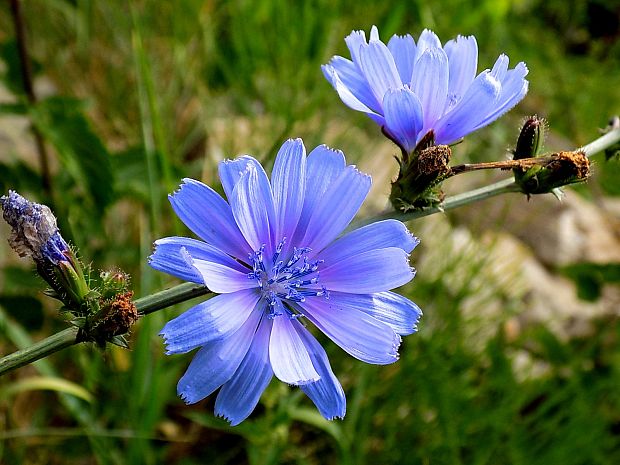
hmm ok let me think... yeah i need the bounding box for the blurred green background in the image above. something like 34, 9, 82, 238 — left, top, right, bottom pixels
0, 0, 619, 464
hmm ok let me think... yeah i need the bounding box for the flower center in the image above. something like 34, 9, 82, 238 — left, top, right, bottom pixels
247, 238, 328, 318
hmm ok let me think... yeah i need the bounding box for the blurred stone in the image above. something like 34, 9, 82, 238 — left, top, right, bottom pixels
452, 188, 620, 267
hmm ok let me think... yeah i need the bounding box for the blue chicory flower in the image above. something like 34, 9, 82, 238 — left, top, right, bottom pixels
150, 138, 421, 425
322, 26, 529, 153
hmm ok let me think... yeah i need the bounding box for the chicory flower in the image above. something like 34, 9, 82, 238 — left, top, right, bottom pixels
322, 26, 529, 153
150, 138, 421, 425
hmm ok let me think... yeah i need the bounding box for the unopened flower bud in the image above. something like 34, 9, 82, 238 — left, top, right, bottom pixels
515, 151, 590, 195
1, 191, 69, 264
514, 115, 546, 160
1, 190, 89, 305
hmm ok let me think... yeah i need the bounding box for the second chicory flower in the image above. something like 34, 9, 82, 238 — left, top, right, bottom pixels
323, 26, 529, 153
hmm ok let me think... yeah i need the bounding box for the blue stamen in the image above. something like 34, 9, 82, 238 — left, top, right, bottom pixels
248, 243, 328, 317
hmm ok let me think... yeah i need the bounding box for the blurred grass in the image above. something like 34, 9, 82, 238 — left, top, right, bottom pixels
0, 0, 619, 464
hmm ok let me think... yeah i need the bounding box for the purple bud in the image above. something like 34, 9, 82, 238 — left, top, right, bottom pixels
0, 191, 70, 265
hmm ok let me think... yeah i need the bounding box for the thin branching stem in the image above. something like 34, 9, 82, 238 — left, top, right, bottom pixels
0, 128, 618, 376
0, 282, 210, 377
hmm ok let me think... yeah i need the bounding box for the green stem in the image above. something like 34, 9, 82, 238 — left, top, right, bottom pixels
581, 127, 620, 157
1, 128, 618, 377
136, 282, 210, 315
0, 327, 79, 377
366, 127, 620, 225
0, 282, 211, 377
358, 178, 521, 226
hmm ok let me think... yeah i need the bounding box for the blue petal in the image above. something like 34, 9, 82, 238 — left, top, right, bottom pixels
358, 40, 403, 104
176, 308, 262, 404
318, 219, 419, 267
292, 145, 346, 245
323, 56, 381, 112
215, 316, 274, 426
319, 247, 414, 293
269, 309, 320, 385
490, 54, 509, 81
325, 291, 422, 336
218, 156, 259, 201
369, 25, 380, 42
411, 47, 449, 131
169, 179, 251, 259
413, 29, 442, 60
149, 237, 209, 283
299, 297, 401, 364
344, 29, 368, 66
444, 35, 478, 103
229, 162, 277, 256
191, 256, 258, 293
471, 62, 528, 132
271, 139, 306, 244
301, 165, 371, 257
296, 324, 346, 420
322, 64, 382, 116
370, 291, 422, 336
382, 87, 424, 153
387, 34, 417, 85
160, 289, 261, 354
149, 236, 249, 284
433, 70, 501, 144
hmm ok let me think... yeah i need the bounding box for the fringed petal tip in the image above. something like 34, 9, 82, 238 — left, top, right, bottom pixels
178, 389, 200, 405
314, 143, 345, 157
287, 376, 322, 387
158, 329, 177, 356
410, 233, 421, 251
391, 333, 402, 361
169, 178, 198, 198
215, 412, 240, 427
348, 165, 372, 183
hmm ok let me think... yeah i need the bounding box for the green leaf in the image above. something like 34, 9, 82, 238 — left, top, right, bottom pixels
288, 407, 345, 444
29, 96, 115, 213
0, 376, 93, 403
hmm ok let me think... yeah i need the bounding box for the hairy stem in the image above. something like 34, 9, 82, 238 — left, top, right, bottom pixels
0, 282, 210, 377
1, 128, 618, 376
0, 327, 79, 377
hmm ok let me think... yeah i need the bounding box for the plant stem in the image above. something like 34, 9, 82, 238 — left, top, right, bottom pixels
360, 178, 521, 226
0, 327, 78, 377
1, 128, 618, 376
0, 282, 211, 377
580, 127, 620, 157
367, 127, 620, 225
136, 282, 210, 316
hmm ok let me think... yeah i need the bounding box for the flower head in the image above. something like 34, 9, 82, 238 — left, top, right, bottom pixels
322, 26, 529, 153
1, 190, 70, 265
150, 138, 421, 425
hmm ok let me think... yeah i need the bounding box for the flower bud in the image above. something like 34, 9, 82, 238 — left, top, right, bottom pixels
390, 144, 452, 211
1, 191, 69, 264
515, 151, 590, 195
1, 191, 90, 304
514, 115, 546, 160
